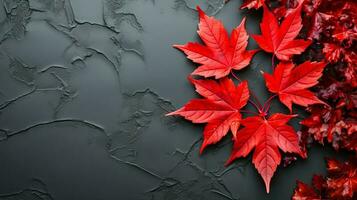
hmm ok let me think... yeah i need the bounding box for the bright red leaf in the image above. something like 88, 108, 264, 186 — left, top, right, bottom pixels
252, 4, 311, 61
226, 113, 302, 193
167, 77, 249, 153
263, 61, 326, 111
174, 7, 257, 79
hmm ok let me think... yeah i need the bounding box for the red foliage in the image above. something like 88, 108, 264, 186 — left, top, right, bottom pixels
170, 0, 356, 194
292, 158, 357, 200
170, 7, 305, 193
297, 0, 356, 153
244, 0, 357, 153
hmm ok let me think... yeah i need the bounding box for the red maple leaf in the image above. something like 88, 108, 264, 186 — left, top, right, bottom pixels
174, 7, 257, 79
167, 77, 249, 153
263, 61, 326, 112
226, 113, 302, 193
252, 4, 311, 61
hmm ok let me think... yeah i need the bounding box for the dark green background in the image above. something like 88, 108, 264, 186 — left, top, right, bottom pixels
0, 0, 347, 199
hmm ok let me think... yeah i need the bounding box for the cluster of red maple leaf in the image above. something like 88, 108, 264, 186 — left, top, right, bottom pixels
292, 158, 357, 200
254, 0, 357, 199
168, 0, 356, 196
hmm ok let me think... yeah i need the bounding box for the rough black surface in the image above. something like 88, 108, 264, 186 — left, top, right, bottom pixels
0, 0, 348, 199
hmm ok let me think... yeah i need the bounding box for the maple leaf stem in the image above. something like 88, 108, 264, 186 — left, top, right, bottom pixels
231, 71, 263, 112
231, 71, 242, 82
241, 109, 259, 115
271, 55, 275, 70
263, 94, 277, 113
249, 94, 263, 112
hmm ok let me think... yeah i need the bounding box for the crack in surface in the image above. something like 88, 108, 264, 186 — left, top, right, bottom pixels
0, 178, 54, 200
0, 118, 109, 141
0, 55, 77, 117
173, 0, 227, 16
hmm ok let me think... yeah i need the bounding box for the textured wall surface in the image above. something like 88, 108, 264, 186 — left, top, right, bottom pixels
0, 0, 348, 199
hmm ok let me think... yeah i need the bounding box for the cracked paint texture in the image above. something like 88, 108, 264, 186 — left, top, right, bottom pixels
0, 0, 349, 200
